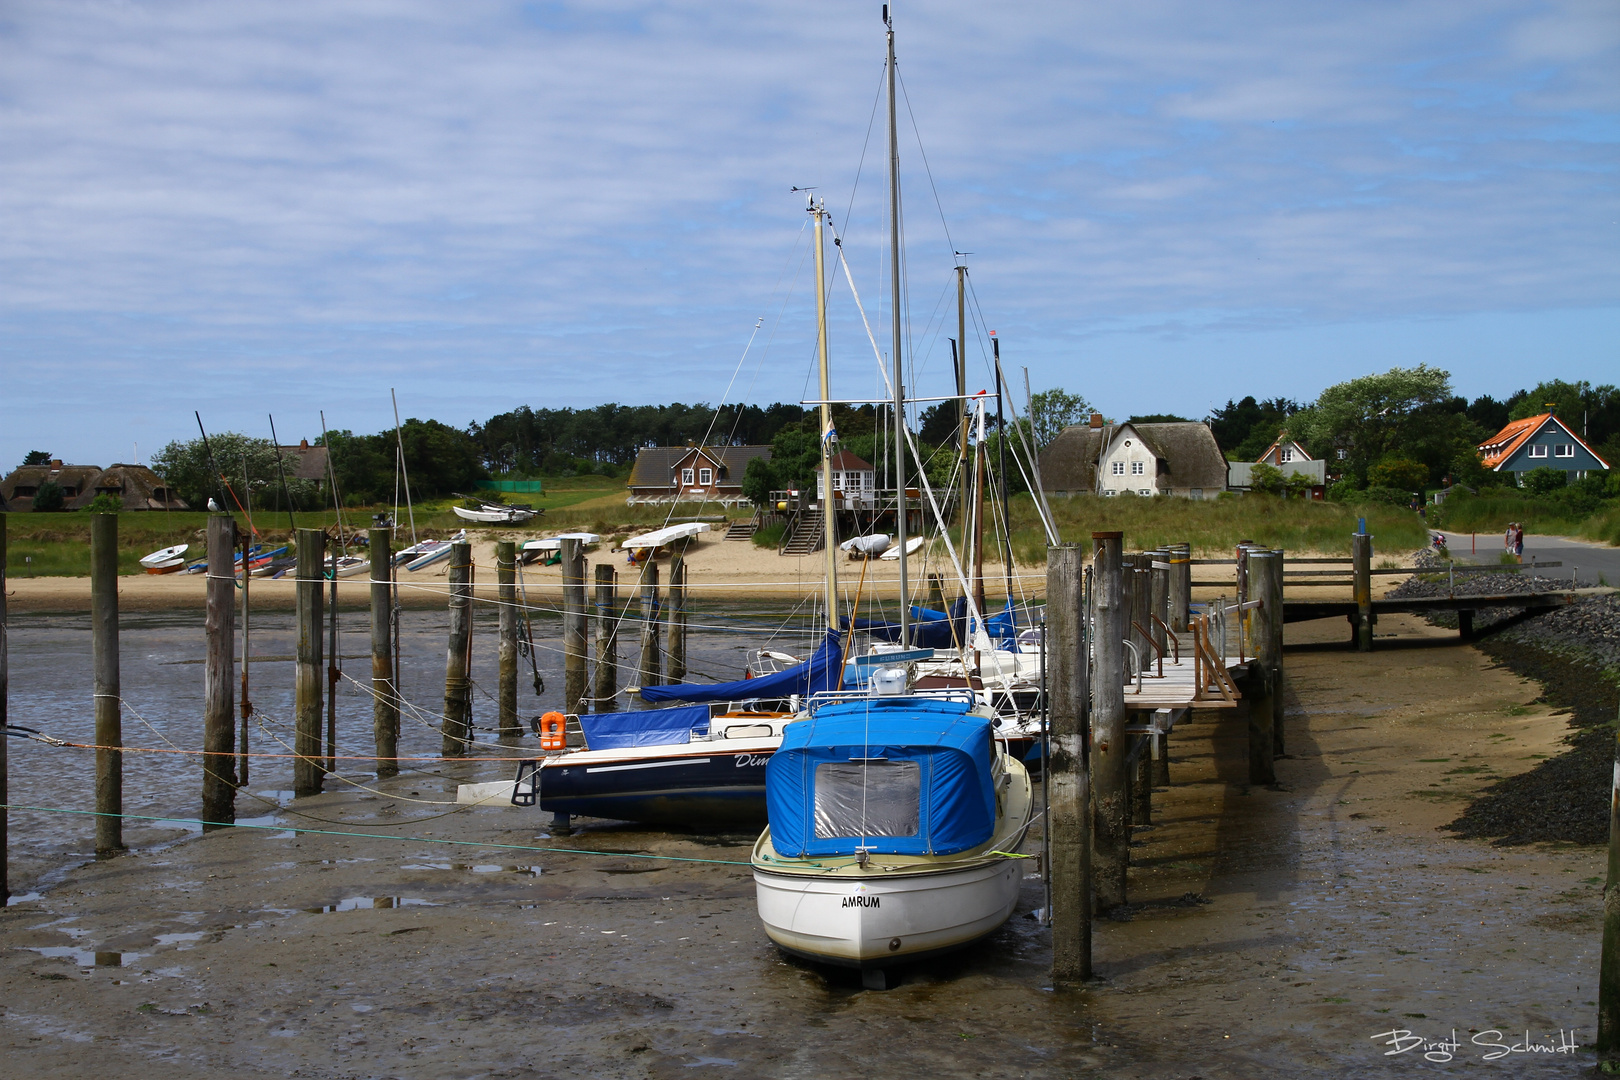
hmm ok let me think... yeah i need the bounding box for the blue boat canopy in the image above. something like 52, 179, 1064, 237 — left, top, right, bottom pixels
764, 699, 996, 857
640, 629, 844, 705
577, 703, 711, 751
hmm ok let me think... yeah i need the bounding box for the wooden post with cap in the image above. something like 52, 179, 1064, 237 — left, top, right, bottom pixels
91, 513, 124, 855
594, 563, 618, 713
370, 526, 399, 776
562, 538, 588, 714
294, 527, 326, 796
1047, 543, 1090, 985
441, 540, 472, 757
497, 540, 519, 740
202, 513, 237, 829
1091, 531, 1128, 910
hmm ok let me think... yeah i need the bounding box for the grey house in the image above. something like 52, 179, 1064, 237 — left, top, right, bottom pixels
1478, 413, 1610, 484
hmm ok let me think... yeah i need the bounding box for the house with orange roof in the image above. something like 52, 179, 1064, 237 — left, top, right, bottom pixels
1477, 413, 1610, 485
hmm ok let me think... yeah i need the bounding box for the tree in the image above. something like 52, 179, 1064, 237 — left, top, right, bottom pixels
1507, 380, 1620, 450
1367, 457, 1428, 492
1028, 388, 1093, 450
741, 457, 777, 507
1247, 463, 1286, 495
150, 432, 322, 512
31, 480, 64, 511
22, 450, 51, 466
1128, 413, 1190, 425
1290, 365, 1459, 486
1206, 396, 1302, 457
1521, 467, 1567, 495
82, 493, 121, 513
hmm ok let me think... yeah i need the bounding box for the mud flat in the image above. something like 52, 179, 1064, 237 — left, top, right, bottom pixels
0, 613, 1604, 1077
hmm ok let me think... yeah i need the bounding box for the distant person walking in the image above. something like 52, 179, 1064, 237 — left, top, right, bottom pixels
1514, 524, 1525, 563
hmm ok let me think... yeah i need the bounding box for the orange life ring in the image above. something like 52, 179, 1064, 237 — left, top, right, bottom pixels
539, 711, 567, 750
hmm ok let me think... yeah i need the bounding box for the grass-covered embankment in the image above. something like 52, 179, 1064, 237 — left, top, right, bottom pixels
1007, 492, 1431, 563
1434, 491, 1620, 546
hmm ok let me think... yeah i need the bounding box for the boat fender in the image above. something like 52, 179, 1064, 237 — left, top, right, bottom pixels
539, 712, 567, 751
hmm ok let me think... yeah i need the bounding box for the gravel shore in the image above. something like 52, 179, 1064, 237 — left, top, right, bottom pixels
1388, 552, 1620, 845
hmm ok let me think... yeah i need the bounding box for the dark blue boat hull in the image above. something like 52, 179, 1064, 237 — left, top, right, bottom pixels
538, 746, 775, 828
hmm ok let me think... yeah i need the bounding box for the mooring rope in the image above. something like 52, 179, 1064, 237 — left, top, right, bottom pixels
0, 804, 755, 867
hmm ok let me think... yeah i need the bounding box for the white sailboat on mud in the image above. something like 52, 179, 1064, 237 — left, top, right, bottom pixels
750, 11, 1034, 988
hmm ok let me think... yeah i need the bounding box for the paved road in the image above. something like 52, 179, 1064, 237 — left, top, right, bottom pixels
1440, 530, 1620, 587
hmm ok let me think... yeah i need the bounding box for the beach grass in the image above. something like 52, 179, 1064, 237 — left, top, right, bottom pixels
1006, 492, 1431, 564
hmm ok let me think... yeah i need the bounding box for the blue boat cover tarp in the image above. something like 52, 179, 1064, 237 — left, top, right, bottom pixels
854, 600, 1019, 649
765, 699, 996, 857
639, 629, 843, 705
578, 703, 711, 751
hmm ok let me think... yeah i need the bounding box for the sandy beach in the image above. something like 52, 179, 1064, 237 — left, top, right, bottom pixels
5, 532, 1049, 613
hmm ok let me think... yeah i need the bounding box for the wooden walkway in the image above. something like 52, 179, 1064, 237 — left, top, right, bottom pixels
1122, 628, 1250, 710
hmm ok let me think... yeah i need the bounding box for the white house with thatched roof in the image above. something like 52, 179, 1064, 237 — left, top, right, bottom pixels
1039, 415, 1228, 499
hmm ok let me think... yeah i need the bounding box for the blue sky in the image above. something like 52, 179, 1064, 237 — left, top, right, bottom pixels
2, 0, 1616, 466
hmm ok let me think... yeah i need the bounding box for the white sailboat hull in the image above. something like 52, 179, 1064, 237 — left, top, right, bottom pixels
753, 856, 1023, 969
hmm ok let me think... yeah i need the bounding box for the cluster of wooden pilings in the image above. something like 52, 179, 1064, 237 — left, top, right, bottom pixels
0, 512, 694, 902
1045, 534, 1285, 985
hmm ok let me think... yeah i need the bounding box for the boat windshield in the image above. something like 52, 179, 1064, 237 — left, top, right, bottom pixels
813, 761, 919, 839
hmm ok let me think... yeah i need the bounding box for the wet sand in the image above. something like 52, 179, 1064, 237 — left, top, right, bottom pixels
5, 534, 1039, 612
0, 612, 1600, 1077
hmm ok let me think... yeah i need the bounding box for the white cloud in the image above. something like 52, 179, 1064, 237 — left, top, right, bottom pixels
0, 0, 1616, 462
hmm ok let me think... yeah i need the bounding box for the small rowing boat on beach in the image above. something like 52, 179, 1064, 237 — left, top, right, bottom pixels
616, 522, 711, 559
453, 496, 540, 524
398, 530, 466, 572
140, 544, 189, 574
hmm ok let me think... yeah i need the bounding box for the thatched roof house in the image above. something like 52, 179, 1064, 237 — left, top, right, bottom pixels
0, 460, 189, 511
76, 464, 190, 510
277, 440, 331, 483
0, 460, 105, 511
1040, 416, 1228, 499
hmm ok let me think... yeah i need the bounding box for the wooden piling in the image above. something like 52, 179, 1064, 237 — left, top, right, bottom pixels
1247, 548, 1280, 785
1600, 700, 1620, 1052
496, 541, 519, 740
1129, 555, 1151, 679
370, 527, 399, 776
637, 561, 660, 696
1168, 542, 1191, 633
1149, 548, 1169, 659
91, 513, 124, 855
1, 513, 8, 901
1046, 543, 1091, 985
1091, 531, 1128, 911
594, 564, 618, 712
202, 514, 237, 829
1352, 532, 1373, 652
1268, 550, 1286, 757
1132, 736, 1153, 826
1153, 730, 1170, 788
441, 541, 472, 756
668, 555, 687, 684
562, 539, 588, 713
294, 528, 326, 796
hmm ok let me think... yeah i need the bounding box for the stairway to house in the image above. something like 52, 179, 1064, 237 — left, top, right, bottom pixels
724, 515, 759, 541
780, 509, 825, 556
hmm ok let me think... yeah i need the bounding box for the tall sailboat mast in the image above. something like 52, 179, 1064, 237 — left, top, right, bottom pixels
811, 198, 840, 632
885, 6, 908, 644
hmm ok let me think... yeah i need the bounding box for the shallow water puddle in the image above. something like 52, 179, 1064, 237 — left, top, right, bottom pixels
304, 897, 441, 913
18, 946, 145, 968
